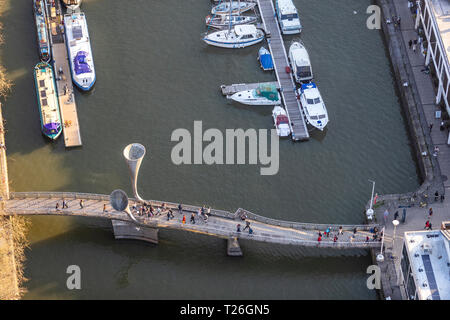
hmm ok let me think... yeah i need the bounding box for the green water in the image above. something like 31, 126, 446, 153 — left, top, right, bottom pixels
1, 0, 418, 299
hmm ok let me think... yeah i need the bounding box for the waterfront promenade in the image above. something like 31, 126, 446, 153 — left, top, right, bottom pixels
2, 191, 383, 249
374, 0, 450, 299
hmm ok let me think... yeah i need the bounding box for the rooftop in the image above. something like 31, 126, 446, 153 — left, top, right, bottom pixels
404, 228, 450, 300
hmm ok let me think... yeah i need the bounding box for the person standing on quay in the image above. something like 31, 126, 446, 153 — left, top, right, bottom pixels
383, 209, 389, 224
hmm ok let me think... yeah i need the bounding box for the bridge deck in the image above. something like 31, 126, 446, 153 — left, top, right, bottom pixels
2, 192, 382, 249
257, 0, 309, 141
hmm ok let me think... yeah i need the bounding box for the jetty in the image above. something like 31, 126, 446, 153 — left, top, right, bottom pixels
45, 0, 82, 147
256, 0, 309, 141
220, 81, 279, 96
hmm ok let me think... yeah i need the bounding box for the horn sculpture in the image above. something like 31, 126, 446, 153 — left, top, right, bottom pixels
123, 143, 146, 203
110, 189, 138, 223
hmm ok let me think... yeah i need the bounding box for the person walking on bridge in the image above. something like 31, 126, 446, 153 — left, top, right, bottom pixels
79, 199, 84, 209
62, 200, 68, 209
190, 213, 196, 224
103, 204, 107, 213
237, 224, 241, 232
243, 221, 250, 231
182, 215, 186, 224
178, 203, 182, 214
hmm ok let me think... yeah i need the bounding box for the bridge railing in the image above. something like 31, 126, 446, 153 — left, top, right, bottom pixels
235, 208, 379, 232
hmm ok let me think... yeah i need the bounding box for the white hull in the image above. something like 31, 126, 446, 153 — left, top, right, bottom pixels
64, 12, 96, 91
228, 90, 280, 106
203, 36, 264, 48
203, 25, 265, 49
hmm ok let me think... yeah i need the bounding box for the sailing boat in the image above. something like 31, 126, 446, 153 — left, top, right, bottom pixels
203, 0, 264, 48
211, 1, 256, 15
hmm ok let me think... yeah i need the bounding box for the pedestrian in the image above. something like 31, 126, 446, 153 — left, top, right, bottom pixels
182, 215, 186, 224
79, 199, 83, 209
383, 209, 389, 224
190, 213, 195, 224
397, 16, 401, 28
207, 207, 211, 216
317, 235, 322, 243
413, 43, 417, 52
248, 227, 253, 235
103, 204, 107, 213
55, 202, 60, 210
178, 203, 182, 213
408, 39, 413, 49
394, 211, 399, 220
62, 200, 68, 209
428, 207, 433, 217
402, 208, 407, 223
237, 224, 241, 232
441, 194, 445, 203
366, 236, 370, 242
353, 227, 357, 235
243, 220, 250, 231
429, 123, 433, 132
333, 235, 338, 243
325, 227, 331, 237
339, 226, 343, 235
435, 191, 439, 202
425, 220, 430, 230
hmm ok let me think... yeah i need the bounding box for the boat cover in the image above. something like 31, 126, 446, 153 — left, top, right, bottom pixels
256, 84, 279, 101
260, 53, 273, 70
74, 51, 91, 75
43, 122, 61, 134
276, 115, 289, 125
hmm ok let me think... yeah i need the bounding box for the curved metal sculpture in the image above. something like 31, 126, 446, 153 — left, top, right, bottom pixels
123, 143, 146, 203
110, 189, 138, 223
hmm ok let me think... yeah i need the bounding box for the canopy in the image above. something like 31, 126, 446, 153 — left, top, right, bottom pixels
74, 51, 91, 75
255, 84, 279, 101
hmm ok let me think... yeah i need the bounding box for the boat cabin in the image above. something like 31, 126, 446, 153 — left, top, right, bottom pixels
276, 0, 302, 34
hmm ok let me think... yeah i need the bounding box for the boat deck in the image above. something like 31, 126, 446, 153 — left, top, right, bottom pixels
220, 81, 279, 95
46, 0, 82, 147
256, 0, 309, 141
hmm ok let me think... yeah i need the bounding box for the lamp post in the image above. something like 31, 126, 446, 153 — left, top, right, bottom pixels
391, 219, 400, 258
376, 226, 386, 262
366, 180, 376, 220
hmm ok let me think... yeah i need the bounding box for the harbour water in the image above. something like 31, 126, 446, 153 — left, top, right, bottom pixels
1, 0, 419, 299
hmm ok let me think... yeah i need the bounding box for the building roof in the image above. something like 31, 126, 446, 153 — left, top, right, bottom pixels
404, 229, 450, 300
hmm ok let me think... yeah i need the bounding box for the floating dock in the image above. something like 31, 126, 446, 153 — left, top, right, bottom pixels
220, 81, 279, 96
256, 0, 309, 141
45, 1, 82, 147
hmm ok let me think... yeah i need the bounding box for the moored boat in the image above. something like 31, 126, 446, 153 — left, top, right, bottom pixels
258, 47, 274, 71
288, 41, 313, 83
298, 82, 329, 131
205, 14, 257, 29
227, 83, 281, 106
62, 0, 82, 11
272, 106, 291, 137
203, 24, 265, 49
275, 0, 302, 34
211, 2, 256, 15
64, 12, 96, 91
33, 0, 51, 62
33, 62, 63, 140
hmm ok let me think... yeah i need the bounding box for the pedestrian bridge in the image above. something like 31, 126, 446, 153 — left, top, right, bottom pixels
1, 192, 383, 249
